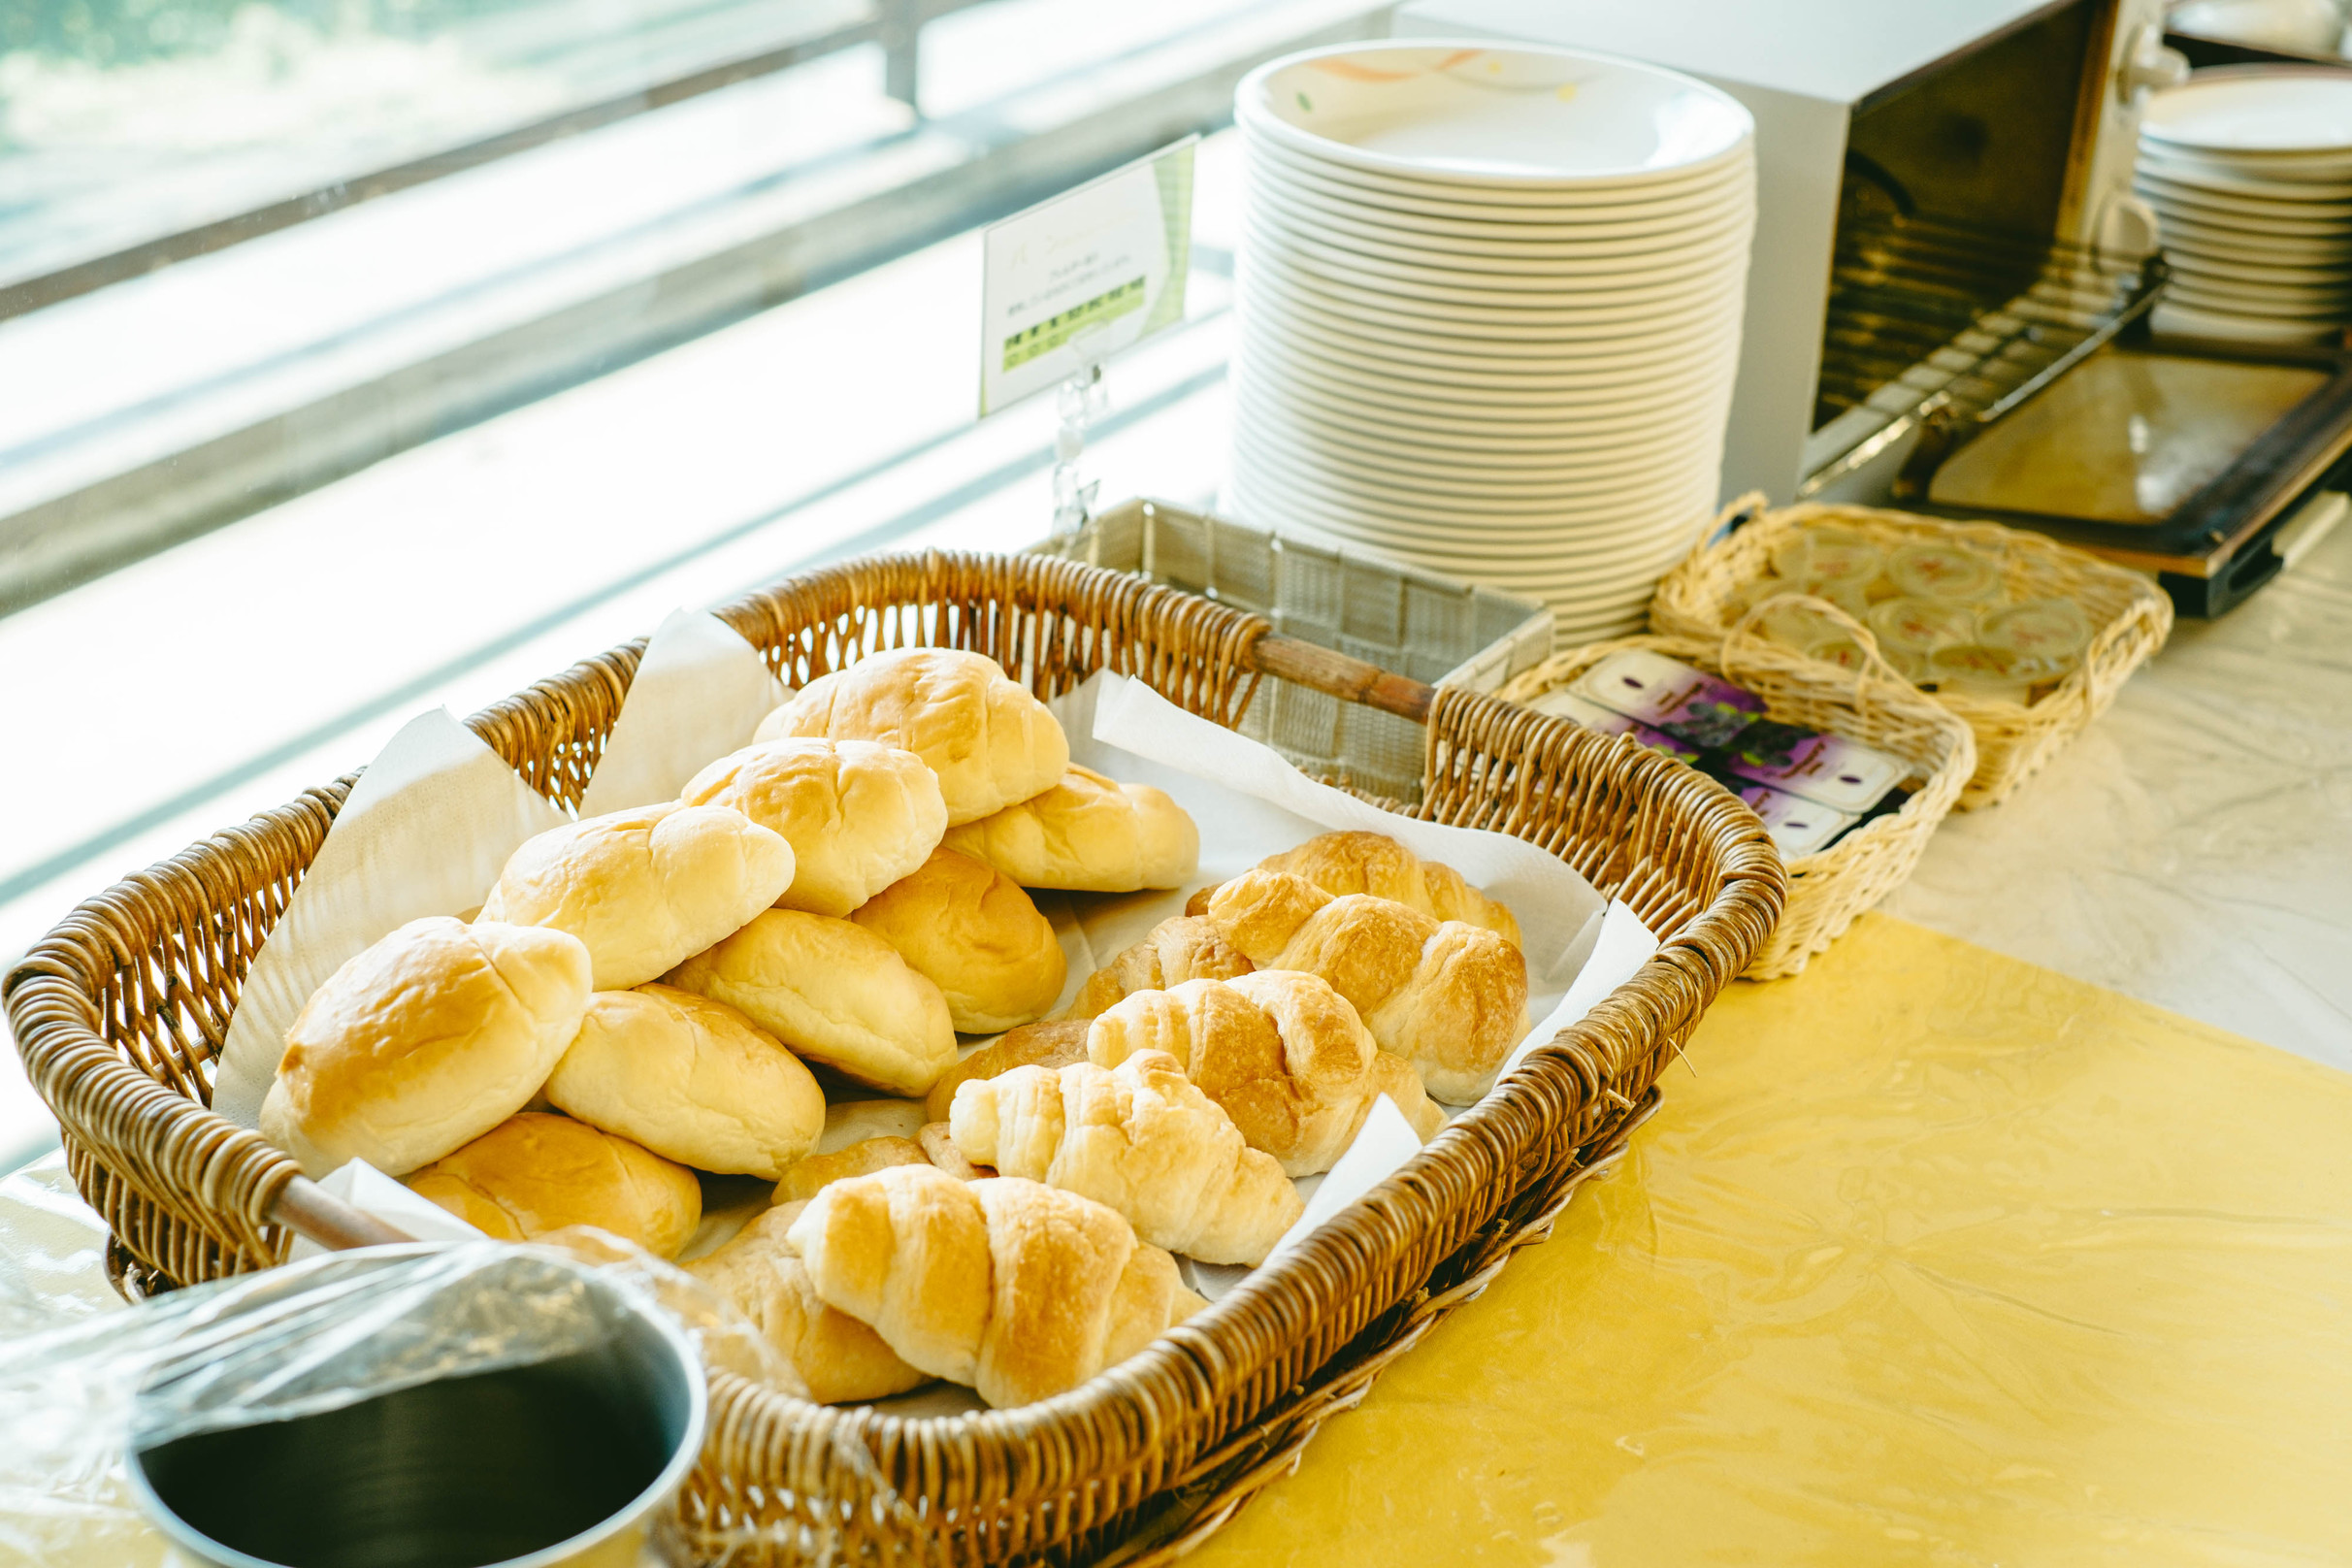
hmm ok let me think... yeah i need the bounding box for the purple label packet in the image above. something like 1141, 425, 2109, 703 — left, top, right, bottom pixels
1723, 778, 1860, 859
1720, 719, 1908, 813
1568, 649, 1765, 750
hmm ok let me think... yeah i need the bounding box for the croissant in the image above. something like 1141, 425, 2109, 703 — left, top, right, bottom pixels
1085, 972, 1442, 1177
1057, 915, 1255, 1022
1186, 831, 1521, 948
788, 1163, 1204, 1409
951, 1050, 1302, 1264
685, 1206, 929, 1405
1203, 870, 1527, 1105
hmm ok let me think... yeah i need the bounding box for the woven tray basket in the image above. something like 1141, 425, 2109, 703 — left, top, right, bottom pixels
4, 550, 1783, 1566
1650, 498, 2173, 809
1498, 609, 1976, 979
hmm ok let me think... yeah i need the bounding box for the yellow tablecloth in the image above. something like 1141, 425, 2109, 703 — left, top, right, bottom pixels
1190, 914, 2352, 1566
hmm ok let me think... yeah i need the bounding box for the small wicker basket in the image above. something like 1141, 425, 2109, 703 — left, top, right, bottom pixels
5, 550, 1783, 1567
1500, 605, 1975, 979
1650, 498, 2172, 809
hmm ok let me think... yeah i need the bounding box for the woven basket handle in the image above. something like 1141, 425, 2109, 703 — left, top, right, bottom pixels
1721, 592, 1915, 716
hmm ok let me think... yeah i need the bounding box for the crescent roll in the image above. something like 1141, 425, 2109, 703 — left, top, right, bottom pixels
787, 1164, 1205, 1409
681, 737, 947, 918
1204, 870, 1527, 1104
1058, 915, 1255, 1022
942, 765, 1198, 892
685, 1205, 929, 1404
1187, 831, 1521, 948
479, 802, 794, 990
754, 648, 1068, 826
951, 1050, 1302, 1264
666, 910, 957, 1096
1085, 971, 1442, 1177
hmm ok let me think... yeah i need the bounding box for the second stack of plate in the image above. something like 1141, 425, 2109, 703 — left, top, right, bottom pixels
2139, 67, 2352, 345
1229, 42, 1756, 641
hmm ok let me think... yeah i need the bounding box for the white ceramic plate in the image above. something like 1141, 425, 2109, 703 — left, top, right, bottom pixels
2140, 181, 2352, 235
1241, 185, 1754, 277
1236, 255, 1751, 345
1230, 450, 1718, 533
2134, 160, 2352, 207
1242, 215, 1749, 307
1232, 360, 1733, 447
2151, 299, 2344, 343
1237, 312, 1743, 397
1241, 274, 1748, 366
2165, 281, 2351, 320
2155, 211, 2352, 260
1237, 42, 1751, 189
1242, 234, 1749, 322
2140, 140, 2352, 186
1240, 123, 1752, 217
1236, 336, 1738, 425
2143, 68, 2352, 155
1243, 152, 1756, 248
1233, 405, 1715, 489
2163, 246, 2352, 286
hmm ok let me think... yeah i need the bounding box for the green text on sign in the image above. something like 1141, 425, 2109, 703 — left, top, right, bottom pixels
1001, 277, 1147, 371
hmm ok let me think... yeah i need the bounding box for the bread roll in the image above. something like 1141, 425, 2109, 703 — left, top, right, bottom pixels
1188, 831, 1522, 947
480, 802, 794, 990
681, 738, 946, 918
849, 849, 1064, 1033
952, 1051, 1301, 1264
788, 1165, 1204, 1408
771, 1135, 929, 1205
259, 917, 592, 1178
405, 1112, 702, 1258
754, 649, 1067, 825
1086, 971, 1443, 1176
1058, 915, 1255, 1023
685, 1206, 928, 1404
917, 1122, 982, 1180
922, 1019, 1092, 1123
1204, 870, 1527, 1104
544, 985, 824, 1180
667, 910, 957, 1096
942, 766, 1197, 892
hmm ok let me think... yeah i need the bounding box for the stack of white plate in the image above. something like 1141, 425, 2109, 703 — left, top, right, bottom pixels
2139, 68, 2352, 345
1228, 42, 1756, 641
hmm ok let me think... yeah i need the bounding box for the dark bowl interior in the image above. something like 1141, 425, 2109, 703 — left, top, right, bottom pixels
132, 1329, 694, 1568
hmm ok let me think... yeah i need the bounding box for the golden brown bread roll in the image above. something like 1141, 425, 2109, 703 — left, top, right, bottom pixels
771, 1135, 930, 1205
405, 1112, 702, 1258
917, 1121, 983, 1180
941, 765, 1197, 892
1085, 972, 1443, 1177
543, 985, 824, 1180
1204, 870, 1527, 1104
1057, 916, 1255, 1022
921, 1019, 1093, 1123
685, 1206, 929, 1404
479, 802, 794, 990
1187, 831, 1522, 947
787, 1164, 1204, 1409
666, 910, 957, 1096
680, 738, 946, 918
951, 1050, 1302, 1264
753, 648, 1068, 826
259, 917, 592, 1178
849, 848, 1065, 1033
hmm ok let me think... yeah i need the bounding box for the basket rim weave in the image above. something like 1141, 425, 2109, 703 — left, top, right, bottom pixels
5, 547, 1787, 1564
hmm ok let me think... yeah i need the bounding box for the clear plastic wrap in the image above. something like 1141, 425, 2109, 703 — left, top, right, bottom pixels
0, 1232, 790, 1568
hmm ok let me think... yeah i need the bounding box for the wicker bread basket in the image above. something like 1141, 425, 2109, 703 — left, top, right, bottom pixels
4, 550, 1783, 1566
1499, 606, 1976, 979
1650, 498, 2172, 809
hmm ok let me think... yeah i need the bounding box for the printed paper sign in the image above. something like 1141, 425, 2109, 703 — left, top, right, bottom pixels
979, 137, 1195, 415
